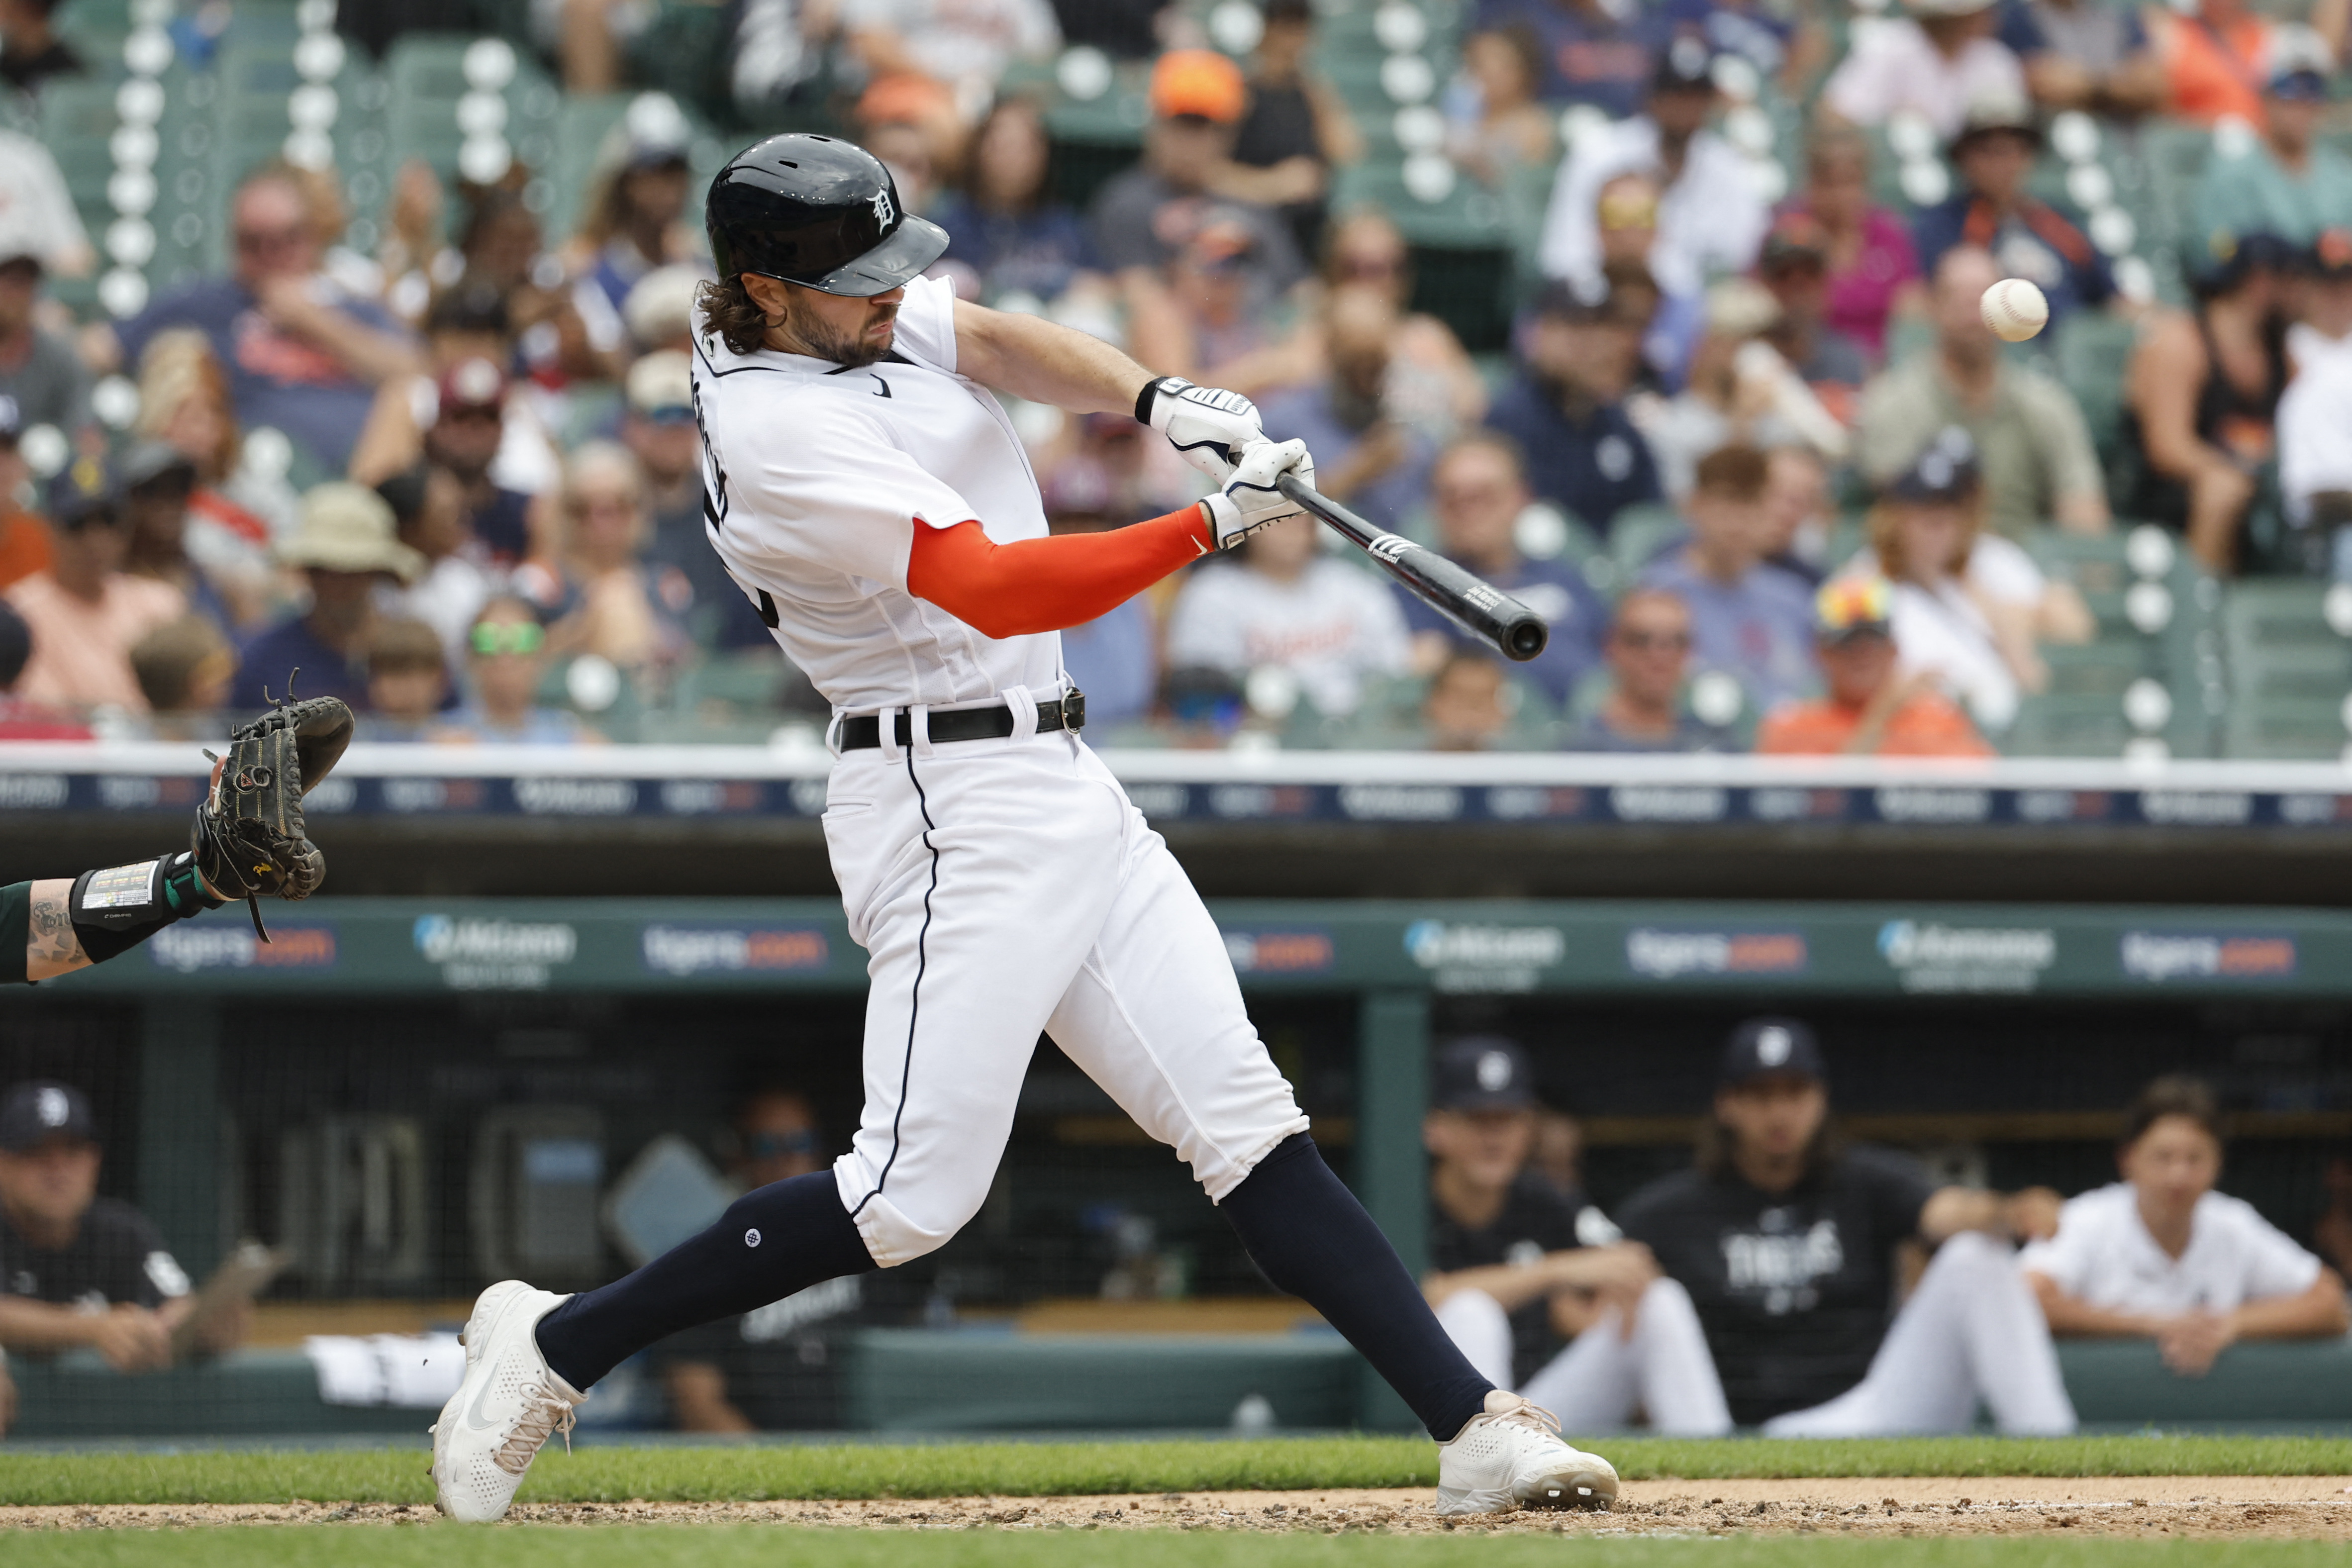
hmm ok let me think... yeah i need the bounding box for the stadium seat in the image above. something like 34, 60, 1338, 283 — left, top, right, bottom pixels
2000, 689, 2140, 757
2214, 581, 2352, 759
2051, 309, 2140, 470
1606, 502, 1684, 580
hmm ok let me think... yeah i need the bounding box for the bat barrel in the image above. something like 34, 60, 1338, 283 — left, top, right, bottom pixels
1274, 474, 1549, 664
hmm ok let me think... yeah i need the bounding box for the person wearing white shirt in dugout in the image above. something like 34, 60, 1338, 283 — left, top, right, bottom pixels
2022, 1076, 2349, 1377
426, 132, 1618, 1526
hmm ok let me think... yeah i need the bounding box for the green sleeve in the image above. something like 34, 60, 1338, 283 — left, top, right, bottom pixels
0, 880, 28, 984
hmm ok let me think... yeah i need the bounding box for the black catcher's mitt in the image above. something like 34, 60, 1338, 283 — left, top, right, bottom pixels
193, 688, 354, 939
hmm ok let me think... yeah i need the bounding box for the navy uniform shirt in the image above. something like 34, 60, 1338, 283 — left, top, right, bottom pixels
1484, 376, 1663, 534
1616, 1147, 1935, 1425
1429, 1173, 1622, 1386
0, 1197, 187, 1338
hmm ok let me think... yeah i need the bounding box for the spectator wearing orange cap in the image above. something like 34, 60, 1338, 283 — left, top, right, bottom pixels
855, 71, 966, 219
1091, 50, 1308, 294
1756, 575, 1994, 757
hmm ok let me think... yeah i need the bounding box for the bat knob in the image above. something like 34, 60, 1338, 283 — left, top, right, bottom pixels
1504, 618, 1549, 663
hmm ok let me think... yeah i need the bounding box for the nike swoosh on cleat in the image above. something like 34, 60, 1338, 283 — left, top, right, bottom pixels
461, 1354, 509, 1433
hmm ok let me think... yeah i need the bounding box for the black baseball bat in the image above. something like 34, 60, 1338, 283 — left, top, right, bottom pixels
1275, 474, 1548, 663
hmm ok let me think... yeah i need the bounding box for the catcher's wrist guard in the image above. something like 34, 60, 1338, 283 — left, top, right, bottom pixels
193, 687, 353, 941
69, 852, 225, 964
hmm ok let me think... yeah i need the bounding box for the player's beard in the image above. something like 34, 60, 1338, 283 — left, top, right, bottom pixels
791, 298, 898, 368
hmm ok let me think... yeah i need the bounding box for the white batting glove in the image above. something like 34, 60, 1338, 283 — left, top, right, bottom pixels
1200, 439, 1316, 550
1138, 375, 1264, 482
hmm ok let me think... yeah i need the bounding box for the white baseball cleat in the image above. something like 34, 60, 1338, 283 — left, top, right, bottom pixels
1435, 1389, 1619, 1516
429, 1280, 586, 1522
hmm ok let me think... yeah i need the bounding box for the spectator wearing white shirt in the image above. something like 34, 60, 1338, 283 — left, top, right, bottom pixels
2023, 1077, 2349, 1378
1165, 512, 1410, 718
1850, 426, 2092, 732
1821, 0, 2028, 141
845, 0, 1059, 117
0, 130, 91, 278
1539, 38, 1771, 301
2281, 229, 2352, 557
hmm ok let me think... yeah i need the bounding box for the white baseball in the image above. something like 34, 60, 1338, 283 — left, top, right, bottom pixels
1980, 278, 2050, 343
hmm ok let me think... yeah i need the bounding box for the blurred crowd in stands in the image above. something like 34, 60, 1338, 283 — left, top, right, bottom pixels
0, 0, 2348, 755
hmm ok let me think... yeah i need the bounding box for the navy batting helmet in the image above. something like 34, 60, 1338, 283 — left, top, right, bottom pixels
705, 134, 949, 296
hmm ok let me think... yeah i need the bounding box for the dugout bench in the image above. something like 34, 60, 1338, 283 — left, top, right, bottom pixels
4, 896, 2352, 1439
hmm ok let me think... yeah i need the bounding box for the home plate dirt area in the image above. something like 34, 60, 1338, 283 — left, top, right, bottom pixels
4, 1476, 2348, 1537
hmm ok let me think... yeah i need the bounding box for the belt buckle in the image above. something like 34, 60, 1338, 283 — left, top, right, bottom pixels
1057, 687, 1087, 733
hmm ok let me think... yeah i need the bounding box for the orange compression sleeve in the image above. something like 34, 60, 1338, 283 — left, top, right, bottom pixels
904, 506, 1213, 638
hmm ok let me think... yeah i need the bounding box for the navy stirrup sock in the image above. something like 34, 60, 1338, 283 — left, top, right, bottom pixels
1220, 1133, 1492, 1439
534, 1171, 877, 1390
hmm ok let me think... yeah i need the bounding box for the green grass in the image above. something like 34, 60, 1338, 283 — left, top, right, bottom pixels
0, 1435, 2346, 1508
3, 1534, 2351, 1568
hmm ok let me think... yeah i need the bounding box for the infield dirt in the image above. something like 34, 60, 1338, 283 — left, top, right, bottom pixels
4, 1476, 2349, 1538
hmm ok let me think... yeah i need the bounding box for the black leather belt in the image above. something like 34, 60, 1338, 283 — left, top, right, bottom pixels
838, 690, 1086, 751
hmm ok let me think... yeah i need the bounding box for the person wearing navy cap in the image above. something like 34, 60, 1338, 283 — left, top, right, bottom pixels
1423, 1037, 1732, 1434
0, 1080, 240, 1382
1615, 1017, 2077, 1435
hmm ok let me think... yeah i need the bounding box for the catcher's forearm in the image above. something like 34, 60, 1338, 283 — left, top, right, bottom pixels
3, 854, 230, 985
24, 880, 92, 982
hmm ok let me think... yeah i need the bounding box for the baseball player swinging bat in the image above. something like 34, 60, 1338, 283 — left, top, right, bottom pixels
430, 131, 1615, 1526
1274, 475, 1549, 664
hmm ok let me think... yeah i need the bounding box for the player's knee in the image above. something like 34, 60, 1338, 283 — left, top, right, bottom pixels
1433, 1286, 1508, 1338
1641, 1274, 1700, 1321
1931, 1229, 2012, 1280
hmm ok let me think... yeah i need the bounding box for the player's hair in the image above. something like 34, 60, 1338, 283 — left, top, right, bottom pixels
2122, 1075, 2224, 1151
1692, 443, 1768, 501
1696, 1099, 1839, 1182
697, 275, 775, 357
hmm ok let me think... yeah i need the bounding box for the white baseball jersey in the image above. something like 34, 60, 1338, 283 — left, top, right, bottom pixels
2018, 1183, 2324, 1316
689, 274, 1064, 712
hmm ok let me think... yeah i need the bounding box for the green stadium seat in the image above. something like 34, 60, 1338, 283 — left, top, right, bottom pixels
2224, 697, 2351, 760
2001, 690, 2139, 758
1607, 501, 1685, 580
2028, 529, 2138, 627
2039, 638, 2156, 698
2051, 309, 2139, 467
